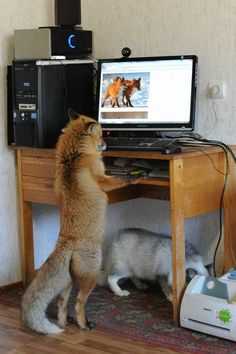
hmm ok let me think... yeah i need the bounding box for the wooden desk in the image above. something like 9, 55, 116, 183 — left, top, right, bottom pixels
16, 146, 236, 323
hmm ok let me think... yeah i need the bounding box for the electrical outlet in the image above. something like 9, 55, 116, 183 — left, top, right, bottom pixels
207, 82, 226, 99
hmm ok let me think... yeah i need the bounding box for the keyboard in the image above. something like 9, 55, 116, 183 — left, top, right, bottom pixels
104, 137, 179, 151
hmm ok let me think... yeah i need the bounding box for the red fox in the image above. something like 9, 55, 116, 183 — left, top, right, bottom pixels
101, 76, 125, 108
21, 109, 140, 334
122, 78, 141, 107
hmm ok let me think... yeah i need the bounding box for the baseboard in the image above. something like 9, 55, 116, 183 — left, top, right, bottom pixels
0, 281, 23, 290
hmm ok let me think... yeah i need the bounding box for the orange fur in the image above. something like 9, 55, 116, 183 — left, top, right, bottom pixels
21, 111, 137, 334
101, 76, 125, 108
122, 78, 141, 107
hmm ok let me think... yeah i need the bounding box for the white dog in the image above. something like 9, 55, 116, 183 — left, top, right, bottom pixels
98, 228, 209, 302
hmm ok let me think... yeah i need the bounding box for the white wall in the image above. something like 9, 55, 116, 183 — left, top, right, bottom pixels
0, 0, 54, 286
0, 0, 235, 285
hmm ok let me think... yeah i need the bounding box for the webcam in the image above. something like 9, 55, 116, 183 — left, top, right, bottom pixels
121, 47, 131, 58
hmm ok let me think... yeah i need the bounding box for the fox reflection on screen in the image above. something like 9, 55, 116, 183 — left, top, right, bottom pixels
101, 73, 149, 109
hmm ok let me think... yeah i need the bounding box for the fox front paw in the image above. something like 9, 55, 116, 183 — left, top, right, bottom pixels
126, 176, 142, 185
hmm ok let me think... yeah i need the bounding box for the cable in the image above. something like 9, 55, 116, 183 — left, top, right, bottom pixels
212, 149, 229, 276
179, 136, 236, 164
178, 137, 236, 276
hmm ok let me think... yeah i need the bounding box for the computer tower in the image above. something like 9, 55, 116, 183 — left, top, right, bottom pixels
8, 60, 94, 148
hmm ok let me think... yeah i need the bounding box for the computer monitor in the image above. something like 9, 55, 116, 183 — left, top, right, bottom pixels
97, 55, 198, 134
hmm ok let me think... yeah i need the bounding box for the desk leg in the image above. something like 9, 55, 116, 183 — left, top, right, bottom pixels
224, 153, 236, 271
169, 159, 185, 324
17, 150, 34, 286
20, 202, 34, 286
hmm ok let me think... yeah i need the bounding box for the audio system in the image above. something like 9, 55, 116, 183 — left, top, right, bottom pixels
7, 60, 94, 148
8, 0, 94, 147
55, 0, 81, 26
14, 28, 92, 60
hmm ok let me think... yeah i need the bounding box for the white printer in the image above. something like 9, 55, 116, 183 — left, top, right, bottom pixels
180, 270, 236, 341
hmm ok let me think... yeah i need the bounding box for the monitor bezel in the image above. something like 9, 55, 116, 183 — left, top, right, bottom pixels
96, 54, 198, 132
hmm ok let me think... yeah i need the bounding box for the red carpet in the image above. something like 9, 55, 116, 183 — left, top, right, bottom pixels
1, 282, 236, 354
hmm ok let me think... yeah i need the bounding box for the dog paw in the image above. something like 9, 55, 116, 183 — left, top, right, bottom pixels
116, 290, 130, 296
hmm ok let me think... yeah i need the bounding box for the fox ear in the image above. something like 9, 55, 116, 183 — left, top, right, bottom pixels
68, 108, 80, 120
87, 122, 100, 135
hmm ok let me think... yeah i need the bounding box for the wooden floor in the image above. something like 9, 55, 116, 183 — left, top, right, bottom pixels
0, 303, 189, 354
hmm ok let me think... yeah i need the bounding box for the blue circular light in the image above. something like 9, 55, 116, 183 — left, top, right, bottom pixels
68, 34, 76, 49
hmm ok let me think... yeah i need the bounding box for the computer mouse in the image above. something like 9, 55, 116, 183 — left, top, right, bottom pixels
161, 144, 182, 154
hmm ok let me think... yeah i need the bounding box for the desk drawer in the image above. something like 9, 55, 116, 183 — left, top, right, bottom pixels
21, 157, 56, 178
18, 151, 57, 204
22, 175, 57, 205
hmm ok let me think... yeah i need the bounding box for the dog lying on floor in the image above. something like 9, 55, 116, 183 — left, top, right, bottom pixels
98, 228, 209, 302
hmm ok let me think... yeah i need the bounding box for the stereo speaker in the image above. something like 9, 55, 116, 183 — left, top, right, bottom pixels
55, 0, 81, 26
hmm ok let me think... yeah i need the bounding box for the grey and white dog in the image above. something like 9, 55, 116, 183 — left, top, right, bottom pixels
98, 228, 209, 302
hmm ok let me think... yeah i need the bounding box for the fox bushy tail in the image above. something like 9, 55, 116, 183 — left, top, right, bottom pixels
21, 303, 63, 334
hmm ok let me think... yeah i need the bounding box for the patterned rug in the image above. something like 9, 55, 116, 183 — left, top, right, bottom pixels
0, 281, 236, 354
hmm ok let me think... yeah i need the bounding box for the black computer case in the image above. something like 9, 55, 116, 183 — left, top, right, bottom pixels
7, 60, 94, 148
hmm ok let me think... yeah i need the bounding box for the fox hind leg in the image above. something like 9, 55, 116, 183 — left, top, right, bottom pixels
74, 275, 98, 330
112, 97, 120, 107
57, 282, 73, 328
126, 97, 133, 107
101, 93, 110, 107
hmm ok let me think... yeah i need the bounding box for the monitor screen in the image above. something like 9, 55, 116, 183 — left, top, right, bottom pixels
97, 55, 198, 132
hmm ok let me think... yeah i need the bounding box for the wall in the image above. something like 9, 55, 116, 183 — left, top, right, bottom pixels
0, 0, 54, 286
81, 0, 236, 143
1, 0, 235, 285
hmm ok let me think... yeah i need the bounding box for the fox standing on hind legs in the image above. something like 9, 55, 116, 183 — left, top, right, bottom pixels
21, 109, 137, 334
